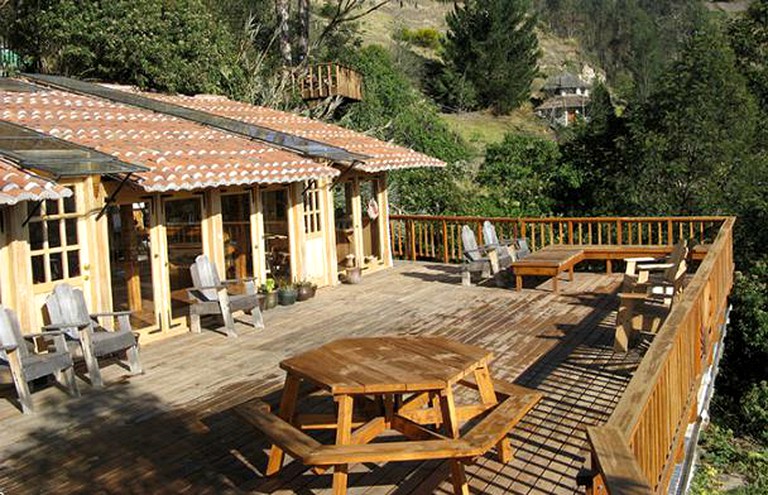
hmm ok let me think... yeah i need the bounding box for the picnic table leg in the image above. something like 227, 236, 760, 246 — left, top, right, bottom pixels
515, 274, 522, 291
266, 374, 301, 475
474, 365, 512, 463
438, 386, 469, 495
552, 274, 559, 294
569, 267, 574, 281
333, 394, 354, 495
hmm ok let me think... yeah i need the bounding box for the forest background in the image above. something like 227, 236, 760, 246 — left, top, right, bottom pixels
2, 0, 767, 492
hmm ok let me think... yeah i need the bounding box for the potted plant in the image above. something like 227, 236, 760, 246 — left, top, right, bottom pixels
296, 280, 317, 301
260, 278, 278, 310
277, 279, 298, 306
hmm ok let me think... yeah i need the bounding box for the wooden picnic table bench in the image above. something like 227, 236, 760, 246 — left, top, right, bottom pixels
234, 337, 542, 495
510, 244, 708, 293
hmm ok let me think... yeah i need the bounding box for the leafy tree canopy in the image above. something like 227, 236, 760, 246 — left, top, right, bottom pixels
11, 0, 246, 95
444, 0, 539, 114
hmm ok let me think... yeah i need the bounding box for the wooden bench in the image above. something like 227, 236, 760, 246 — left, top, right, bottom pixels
234, 381, 542, 468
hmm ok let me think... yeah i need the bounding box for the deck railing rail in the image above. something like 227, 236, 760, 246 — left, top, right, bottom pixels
587, 217, 734, 494
297, 63, 363, 101
388, 214, 735, 494
389, 214, 727, 263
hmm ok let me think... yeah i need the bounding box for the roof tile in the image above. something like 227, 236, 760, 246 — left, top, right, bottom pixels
0, 89, 337, 192
0, 157, 72, 205
135, 92, 447, 172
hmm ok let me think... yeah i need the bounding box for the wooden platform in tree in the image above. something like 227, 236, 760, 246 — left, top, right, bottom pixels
0, 262, 647, 494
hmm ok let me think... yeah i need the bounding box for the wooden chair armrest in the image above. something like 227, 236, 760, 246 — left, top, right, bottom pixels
91, 311, 133, 318
221, 277, 259, 285
23, 330, 66, 339
618, 292, 650, 300
637, 262, 673, 271
189, 284, 228, 291
1, 344, 18, 352
25, 331, 69, 353
43, 321, 91, 331
625, 257, 658, 263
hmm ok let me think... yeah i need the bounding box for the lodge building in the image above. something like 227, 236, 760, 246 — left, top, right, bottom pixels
0, 75, 444, 343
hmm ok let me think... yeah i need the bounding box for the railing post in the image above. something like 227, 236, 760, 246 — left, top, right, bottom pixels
617, 219, 623, 245
409, 219, 416, 261
442, 220, 449, 263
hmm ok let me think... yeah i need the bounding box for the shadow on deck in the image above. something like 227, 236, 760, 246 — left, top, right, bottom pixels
0, 262, 647, 494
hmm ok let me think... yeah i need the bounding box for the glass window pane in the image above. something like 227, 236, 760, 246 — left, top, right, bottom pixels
63, 187, 77, 213
45, 199, 59, 215
26, 201, 41, 219
29, 221, 44, 250
67, 251, 80, 278
165, 198, 203, 320
49, 252, 63, 281
66, 218, 78, 245
47, 220, 62, 248
31, 255, 46, 283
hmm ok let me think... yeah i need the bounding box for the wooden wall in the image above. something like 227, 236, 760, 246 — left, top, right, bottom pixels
0, 170, 393, 344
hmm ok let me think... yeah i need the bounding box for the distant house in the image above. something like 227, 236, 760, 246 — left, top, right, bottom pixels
536, 73, 591, 127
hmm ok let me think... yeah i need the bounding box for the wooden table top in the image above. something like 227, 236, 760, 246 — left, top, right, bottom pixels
280, 337, 493, 395
510, 247, 585, 268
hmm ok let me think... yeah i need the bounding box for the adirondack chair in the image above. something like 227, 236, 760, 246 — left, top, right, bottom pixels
482, 221, 515, 268
515, 238, 531, 260
188, 254, 264, 338
460, 225, 496, 286
45, 284, 142, 388
614, 241, 689, 352
0, 306, 79, 413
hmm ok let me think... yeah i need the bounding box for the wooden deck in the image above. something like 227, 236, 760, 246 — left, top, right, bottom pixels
0, 262, 648, 495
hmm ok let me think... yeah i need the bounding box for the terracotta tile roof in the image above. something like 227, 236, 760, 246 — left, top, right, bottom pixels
0, 157, 72, 205
0, 89, 337, 192
133, 92, 447, 173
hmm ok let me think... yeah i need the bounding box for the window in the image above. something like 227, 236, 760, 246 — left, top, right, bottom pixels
27, 186, 81, 284
303, 180, 322, 235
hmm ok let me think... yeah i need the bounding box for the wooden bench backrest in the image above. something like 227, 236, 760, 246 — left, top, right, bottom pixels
0, 306, 28, 359
461, 225, 483, 262
46, 283, 91, 340
190, 254, 222, 301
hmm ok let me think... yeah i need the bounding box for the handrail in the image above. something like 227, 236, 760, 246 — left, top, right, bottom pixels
389, 214, 729, 263
591, 216, 734, 493
387, 213, 735, 493
297, 63, 363, 101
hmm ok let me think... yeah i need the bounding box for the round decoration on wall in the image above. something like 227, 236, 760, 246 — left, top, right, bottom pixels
367, 198, 379, 220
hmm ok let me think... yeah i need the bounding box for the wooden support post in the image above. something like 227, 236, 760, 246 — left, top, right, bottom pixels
333, 394, 354, 495
267, 374, 301, 475
439, 387, 469, 495
442, 220, 449, 263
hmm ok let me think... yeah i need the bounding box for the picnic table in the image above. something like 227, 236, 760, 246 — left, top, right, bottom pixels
511, 247, 585, 294
235, 336, 542, 495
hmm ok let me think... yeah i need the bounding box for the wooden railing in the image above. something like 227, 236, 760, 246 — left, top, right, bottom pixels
587, 217, 735, 494
388, 214, 735, 494
297, 63, 363, 102
390, 215, 727, 263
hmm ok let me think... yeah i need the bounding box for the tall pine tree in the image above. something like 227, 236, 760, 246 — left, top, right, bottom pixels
444, 0, 539, 114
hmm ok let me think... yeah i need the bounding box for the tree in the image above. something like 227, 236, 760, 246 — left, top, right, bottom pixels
620, 23, 759, 215
338, 45, 472, 214
11, 0, 245, 95
729, 0, 768, 113
475, 133, 561, 216
444, 0, 539, 114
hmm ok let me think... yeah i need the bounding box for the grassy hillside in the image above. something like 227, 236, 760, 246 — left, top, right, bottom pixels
354, 1, 595, 150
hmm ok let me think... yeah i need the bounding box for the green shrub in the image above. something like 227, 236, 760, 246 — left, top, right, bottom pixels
11, 0, 246, 95
394, 27, 443, 50
742, 381, 768, 444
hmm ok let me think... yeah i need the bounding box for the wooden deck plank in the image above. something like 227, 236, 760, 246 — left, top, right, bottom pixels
0, 262, 645, 494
